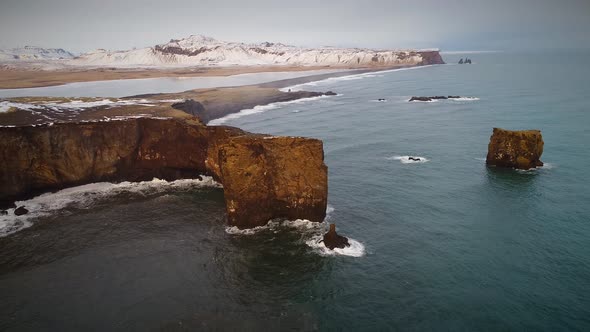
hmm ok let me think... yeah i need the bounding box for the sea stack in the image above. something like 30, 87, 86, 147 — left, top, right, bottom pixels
486, 128, 544, 170
322, 224, 350, 250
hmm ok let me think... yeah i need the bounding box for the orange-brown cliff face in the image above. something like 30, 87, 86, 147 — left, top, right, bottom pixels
216, 135, 328, 228
0, 118, 328, 228
486, 128, 544, 170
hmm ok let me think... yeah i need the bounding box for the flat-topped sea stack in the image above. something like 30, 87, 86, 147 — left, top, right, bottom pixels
486, 128, 544, 170
0, 118, 328, 228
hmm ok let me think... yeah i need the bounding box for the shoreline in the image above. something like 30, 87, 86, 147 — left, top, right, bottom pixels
0, 64, 400, 89
0, 64, 433, 127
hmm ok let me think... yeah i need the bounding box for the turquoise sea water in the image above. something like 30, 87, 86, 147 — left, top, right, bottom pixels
1, 51, 590, 331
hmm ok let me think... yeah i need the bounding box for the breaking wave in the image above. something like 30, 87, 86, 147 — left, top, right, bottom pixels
305, 234, 366, 257
225, 204, 365, 257
0, 177, 221, 237
449, 97, 480, 101
208, 95, 334, 125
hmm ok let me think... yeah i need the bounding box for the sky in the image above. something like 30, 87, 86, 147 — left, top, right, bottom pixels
0, 0, 589, 53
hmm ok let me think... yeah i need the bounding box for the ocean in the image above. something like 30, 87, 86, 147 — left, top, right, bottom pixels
1, 51, 590, 331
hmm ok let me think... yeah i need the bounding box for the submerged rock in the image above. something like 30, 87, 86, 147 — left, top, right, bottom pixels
322, 224, 350, 250
409, 96, 433, 102
486, 128, 544, 170
409, 96, 463, 102
0, 118, 328, 228
14, 206, 28, 216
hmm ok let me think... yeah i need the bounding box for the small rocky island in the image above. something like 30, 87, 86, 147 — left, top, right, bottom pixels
322, 224, 350, 250
486, 128, 544, 170
409, 96, 462, 102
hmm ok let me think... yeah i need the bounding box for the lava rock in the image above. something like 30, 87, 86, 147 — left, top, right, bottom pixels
216, 135, 328, 228
14, 206, 28, 216
171, 99, 206, 118
409, 96, 432, 102
486, 128, 544, 170
0, 118, 328, 229
322, 224, 350, 250
409, 96, 463, 102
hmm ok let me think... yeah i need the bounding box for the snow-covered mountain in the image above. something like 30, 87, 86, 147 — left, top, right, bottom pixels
70, 35, 444, 68
0, 46, 75, 62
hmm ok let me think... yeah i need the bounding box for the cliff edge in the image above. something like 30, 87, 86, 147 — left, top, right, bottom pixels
0, 118, 328, 228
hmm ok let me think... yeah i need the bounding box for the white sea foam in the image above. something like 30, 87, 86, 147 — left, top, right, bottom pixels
326, 204, 335, 215
225, 203, 364, 257
387, 155, 430, 164
305, 234, 366, 257
208, 95, 334, 125
225, 221, 280, 235
448, 97, 480, 101
408, 96, 479, 103
0, 177, 220, 237
515, 162, 555, 173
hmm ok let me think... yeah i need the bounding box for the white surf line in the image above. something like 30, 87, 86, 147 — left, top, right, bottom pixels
208, 95, 335, 125
225, 204, 366, 257
280, 65, 436, 92
0, 177, 221, 237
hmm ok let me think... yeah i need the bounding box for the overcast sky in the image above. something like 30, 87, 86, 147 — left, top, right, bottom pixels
1, 0, 589, 53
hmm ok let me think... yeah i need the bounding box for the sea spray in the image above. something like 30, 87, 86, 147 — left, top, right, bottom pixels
225, 204, 366, 257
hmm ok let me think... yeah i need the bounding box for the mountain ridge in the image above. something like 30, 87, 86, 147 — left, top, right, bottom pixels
1, 35, 444, 68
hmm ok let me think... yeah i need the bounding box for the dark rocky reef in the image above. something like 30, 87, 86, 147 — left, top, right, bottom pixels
486, 128, 544, 170
322, 224, 350, 250
0, 118, 328, 228
409, 96, 461, 102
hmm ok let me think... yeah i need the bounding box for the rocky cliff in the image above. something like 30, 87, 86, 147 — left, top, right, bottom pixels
0, 118, 328, 228
486, 128, 544, 170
